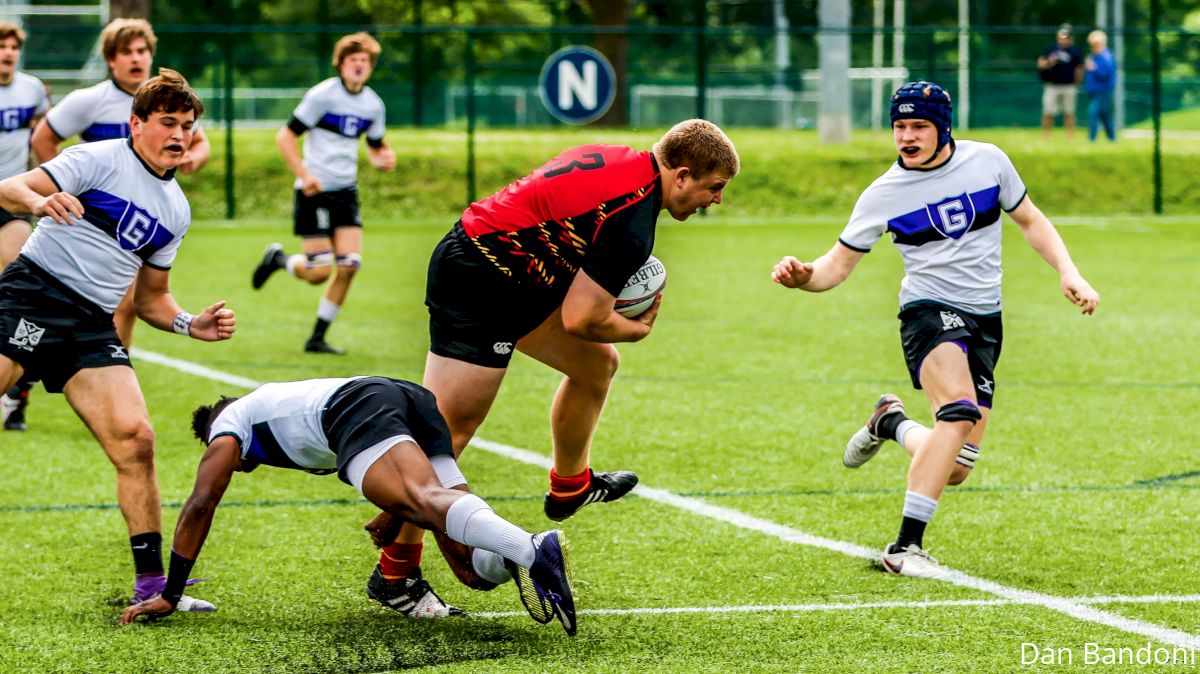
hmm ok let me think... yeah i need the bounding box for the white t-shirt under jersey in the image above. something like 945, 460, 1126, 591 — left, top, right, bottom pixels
22, 139, 190, 312
0, 72, 49, 179
291, 78, 385, 191
208, 377, 363, 473
838, 140, 1028, 314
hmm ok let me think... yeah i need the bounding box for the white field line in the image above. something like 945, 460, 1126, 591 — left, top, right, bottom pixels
473, 594, 1200, 620
132, 349, 1200, 649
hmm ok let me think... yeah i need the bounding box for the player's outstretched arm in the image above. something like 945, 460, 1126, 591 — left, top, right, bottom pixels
122, 437, 240, 624
772, 242, 865, 292
562, 270, 659, 343
133, 267, 237, 340
1008, 197, 1100, 314
0, 168, 83, 224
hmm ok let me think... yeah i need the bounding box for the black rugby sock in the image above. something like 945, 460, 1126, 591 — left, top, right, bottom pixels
130, 532, 164, 575
875, 408, 909, 442
310, 318, 331, 341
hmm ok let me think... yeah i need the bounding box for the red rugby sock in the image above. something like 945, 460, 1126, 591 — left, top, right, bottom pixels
378, 542, 422, 584
549, 467, 592, 501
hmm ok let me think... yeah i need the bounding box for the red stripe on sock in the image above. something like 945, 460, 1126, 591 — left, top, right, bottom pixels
549, 467, 591, 501
379, 542, 422, 582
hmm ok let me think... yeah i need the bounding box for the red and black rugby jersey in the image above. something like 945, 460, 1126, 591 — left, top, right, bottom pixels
460, 144, 662, 297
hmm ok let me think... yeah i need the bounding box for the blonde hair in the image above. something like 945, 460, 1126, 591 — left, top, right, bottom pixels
132, 68, 204, 120
1087, 30, 1108, 47
332, 32, 381, 68
653, 119, 740, 178
0, 22, 26, 48
101, 18, 157, 62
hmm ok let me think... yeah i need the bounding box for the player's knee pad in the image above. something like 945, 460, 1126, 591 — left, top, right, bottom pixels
936, 400, 981, 424
956, 442, 981, 469
336, 252, 362, 269
305, 250, 335, 268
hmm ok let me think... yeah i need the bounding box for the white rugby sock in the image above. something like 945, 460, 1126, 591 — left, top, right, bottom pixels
902, 490, 939, 523
317, 297, 340, 322
895, 419, 923, 448
285, 254, 304, 277
471, 548, 513, 585
445, 494, 535, 569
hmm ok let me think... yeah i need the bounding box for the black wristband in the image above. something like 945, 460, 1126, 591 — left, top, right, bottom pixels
163, 549, 196, 606
366, 137, 384, 149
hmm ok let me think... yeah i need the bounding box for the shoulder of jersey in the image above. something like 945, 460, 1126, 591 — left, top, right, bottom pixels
63, 79, 114, 103
15, 71, 46, 89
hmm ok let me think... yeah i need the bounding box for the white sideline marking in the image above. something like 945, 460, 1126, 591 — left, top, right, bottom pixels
473, 594, 1200, 619
133, 349, 1200, 650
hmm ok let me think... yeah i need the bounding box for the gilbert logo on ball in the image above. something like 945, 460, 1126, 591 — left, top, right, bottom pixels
539, 46, 616, 125
615, 255, 667, 318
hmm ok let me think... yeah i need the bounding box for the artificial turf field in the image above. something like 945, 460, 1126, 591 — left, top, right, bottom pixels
0, 213, 1196, 673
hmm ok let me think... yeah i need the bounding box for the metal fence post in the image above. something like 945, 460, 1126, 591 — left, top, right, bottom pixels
695, 0, 707, 120
223, 9, 235, 220
466, 31, 477, 206
1150, 0, 1162, 214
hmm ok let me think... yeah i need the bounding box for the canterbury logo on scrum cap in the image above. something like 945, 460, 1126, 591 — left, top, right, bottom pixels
898, 103, 915, 113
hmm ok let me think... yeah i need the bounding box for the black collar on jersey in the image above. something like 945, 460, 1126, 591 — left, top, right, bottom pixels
126, 137, 177, 181
895, 139, 957, 172
111, 77, 138, 97
338, 77, 365, 96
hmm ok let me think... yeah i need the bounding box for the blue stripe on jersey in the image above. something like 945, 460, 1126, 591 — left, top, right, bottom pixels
315, 113, 371, 138
77, 189, 177, 261
247, 421, 336, 475
80, 122, 131, 142
888, 185, 1002, 246
0, 106, 37, 132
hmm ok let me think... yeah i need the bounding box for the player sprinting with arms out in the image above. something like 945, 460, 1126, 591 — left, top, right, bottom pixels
0, 21, 49, 431
251, 32, 396, 355
773, 82, 1098, 578
121, 376, 577, 636
376, 120, 738, 600
0, 69, 234, 609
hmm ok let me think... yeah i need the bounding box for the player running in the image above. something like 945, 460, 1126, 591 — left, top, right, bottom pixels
0, 21, 49, 431
772, 81, 1098, 578
120, 376, 577, 636
3, 18, 213, 430
376, 119, 739, 593
250, 32, 396, 355
0, 69, 234, 610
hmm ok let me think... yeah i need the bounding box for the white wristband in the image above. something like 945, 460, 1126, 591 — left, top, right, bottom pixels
172, 311, 194, 336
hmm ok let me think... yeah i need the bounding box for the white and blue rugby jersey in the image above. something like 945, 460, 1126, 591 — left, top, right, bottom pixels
44, 79, 134, 143
837, 140, 1027, 314
21, 139, 190, 312
207, 377, 366, 473
290, 78, 385, 191
0, 72, 49, 179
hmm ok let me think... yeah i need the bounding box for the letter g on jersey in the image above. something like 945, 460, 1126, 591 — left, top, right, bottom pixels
493, 342, 513, 355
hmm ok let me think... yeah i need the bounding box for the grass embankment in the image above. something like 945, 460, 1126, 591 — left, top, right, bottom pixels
182, 126, 1200, 221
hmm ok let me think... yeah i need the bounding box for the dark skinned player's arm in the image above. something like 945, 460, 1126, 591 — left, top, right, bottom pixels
121, 436, 242, 622
173, 435, 241, 560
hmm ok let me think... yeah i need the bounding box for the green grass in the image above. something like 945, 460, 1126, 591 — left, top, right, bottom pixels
0, 214, 1197, 672
184, 127, 1200, 222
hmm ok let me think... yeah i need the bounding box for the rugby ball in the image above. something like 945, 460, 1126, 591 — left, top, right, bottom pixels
615, 255, 667, 318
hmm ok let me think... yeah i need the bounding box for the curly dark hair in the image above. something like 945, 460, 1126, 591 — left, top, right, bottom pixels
190, 396, 240, 444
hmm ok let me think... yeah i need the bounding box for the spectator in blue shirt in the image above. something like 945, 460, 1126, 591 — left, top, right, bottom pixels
1084, 30, 1117, 142
1037, 24, 1084, 141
